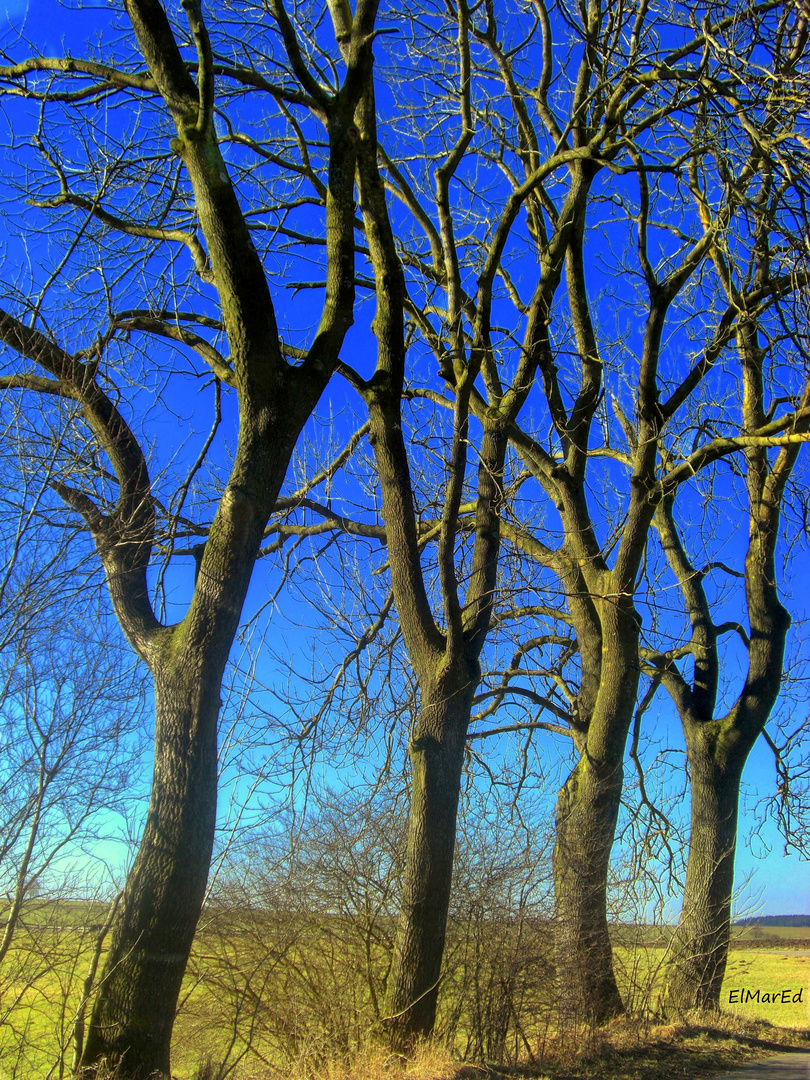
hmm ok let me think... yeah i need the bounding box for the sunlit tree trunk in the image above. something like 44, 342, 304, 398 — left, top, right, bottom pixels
385, 663, 477, 1047
81, 664, 222, 1074
554, 758, 625, 1023
658, 316, 807, 1014
78, 448, 296, 1077
664, 742, 743, 1012
552, 600, 640, 1023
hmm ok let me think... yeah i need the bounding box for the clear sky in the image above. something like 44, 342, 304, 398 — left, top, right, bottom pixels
734, 736, 810, 919
1, 0, 808, 924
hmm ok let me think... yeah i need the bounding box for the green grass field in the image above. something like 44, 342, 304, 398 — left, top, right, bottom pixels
723, 950, 810, 1027
613, 944, 810, 1028
732, 925, 810, 942
1, 916, 808, 1080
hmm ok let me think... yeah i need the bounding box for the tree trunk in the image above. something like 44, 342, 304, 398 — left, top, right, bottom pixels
553, 753, 625, 1024
551, 598, 641, 1025
384, 661, 477, 1049
664, 742, 742, 1013
80, 659, 222, 1079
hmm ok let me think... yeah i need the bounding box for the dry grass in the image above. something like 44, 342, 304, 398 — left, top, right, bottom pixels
194, 1015, 809, 1080
3, 909, 808, 1080
525, 1013, 810, 1080
275, 1042, 471, 1080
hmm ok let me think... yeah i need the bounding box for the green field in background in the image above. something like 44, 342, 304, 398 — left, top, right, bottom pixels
723, 951, 810, 1027
613, 945, 810, 1029
732, 926, 810, 941
1, 919, 808, 1080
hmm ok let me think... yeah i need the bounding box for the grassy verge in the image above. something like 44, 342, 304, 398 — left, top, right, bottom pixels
270, 1018, 810, 1080
508, 1016, 810, 1080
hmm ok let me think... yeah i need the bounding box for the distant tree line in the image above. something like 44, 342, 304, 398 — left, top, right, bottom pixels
735, 916, 810, 927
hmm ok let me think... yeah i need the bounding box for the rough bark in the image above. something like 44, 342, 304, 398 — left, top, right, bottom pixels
348, 34, 512, 1047
664, 739, 743, 1012
384, 661, 478, 1047
660, 584, 794, 1013
553, 756, 625, 1024
81, 662, 222, 1075
78, 433, 308, 1077
552, 596, 642, 1023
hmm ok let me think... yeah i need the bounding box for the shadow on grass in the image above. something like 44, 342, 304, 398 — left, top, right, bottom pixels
440, 1017, 810, 1080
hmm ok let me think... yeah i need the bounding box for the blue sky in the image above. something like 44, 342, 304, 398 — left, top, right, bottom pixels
0, 0, 808, 925
0, 0, 27, 25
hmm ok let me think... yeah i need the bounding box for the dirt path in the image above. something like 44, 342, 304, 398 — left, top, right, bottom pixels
711, 1051, 810, 1079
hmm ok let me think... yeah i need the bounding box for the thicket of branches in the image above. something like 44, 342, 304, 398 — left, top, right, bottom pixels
0, 0, 808, 1076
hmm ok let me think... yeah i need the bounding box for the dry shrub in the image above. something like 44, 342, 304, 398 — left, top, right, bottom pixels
436, 788, 555, 1065
175, 784, 557, 1077
188, 1036, 467, 1080
438, 912, 554, 1064
279, 1040, 462, 1080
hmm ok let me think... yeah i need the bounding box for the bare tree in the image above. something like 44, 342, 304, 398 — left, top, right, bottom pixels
0, 0, 376, 1071
263, 0, 810, 1034
3, 0, 808, 1065
649, 236, 810, 1011
0, 626, 143, 969
0, 564, 146, 1078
